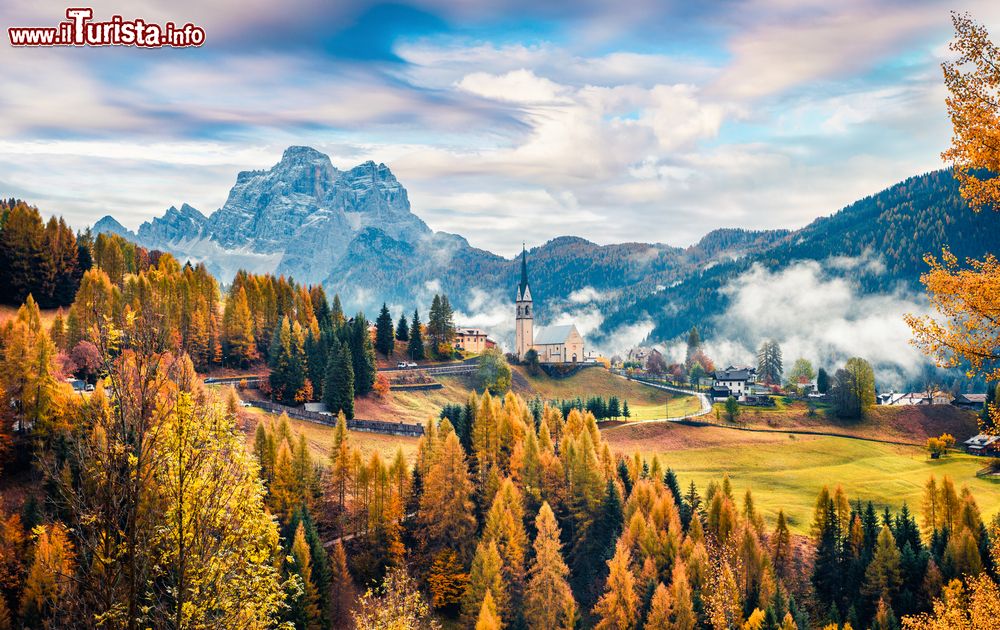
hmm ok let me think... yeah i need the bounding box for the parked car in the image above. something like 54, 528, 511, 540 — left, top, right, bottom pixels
397, 361, 407, 368
240, 401, 252, 408
84, 384, 95, 392
406, 362, 418, 368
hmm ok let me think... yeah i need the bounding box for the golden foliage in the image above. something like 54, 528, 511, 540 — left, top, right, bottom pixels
902, 574, 1000, 630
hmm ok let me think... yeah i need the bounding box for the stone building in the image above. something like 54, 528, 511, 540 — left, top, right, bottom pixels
515, 246, 586, 364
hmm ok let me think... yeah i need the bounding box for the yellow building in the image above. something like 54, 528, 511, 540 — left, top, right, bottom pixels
515, 245, 586, 364
455, 327, 489, 353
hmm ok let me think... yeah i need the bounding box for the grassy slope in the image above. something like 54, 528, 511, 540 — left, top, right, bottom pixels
605, 421, 1000, 534
242, 406, 420, 464
355, 365, 704, 424
711, 399, 982, 445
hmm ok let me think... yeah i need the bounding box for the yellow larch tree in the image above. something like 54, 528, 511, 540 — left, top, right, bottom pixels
907, 12, 1000, 429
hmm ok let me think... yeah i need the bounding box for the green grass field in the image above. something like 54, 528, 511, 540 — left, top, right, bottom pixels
606, 424, 1000, 534
356, 365, 703, 424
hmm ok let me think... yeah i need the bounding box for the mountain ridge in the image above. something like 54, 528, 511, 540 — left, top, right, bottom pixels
92, 148, 1000, 350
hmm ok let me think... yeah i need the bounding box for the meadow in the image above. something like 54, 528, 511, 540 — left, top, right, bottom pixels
355, 364, 703, 424
604, 421, 1000, 534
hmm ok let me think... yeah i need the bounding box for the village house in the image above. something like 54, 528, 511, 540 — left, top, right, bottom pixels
712, 366, 756, 400
454, 327, 490, 354
963, 433, 1000, 456
952, 393, 987, 411
515, 246, 586, 364
880, 391, 952, 406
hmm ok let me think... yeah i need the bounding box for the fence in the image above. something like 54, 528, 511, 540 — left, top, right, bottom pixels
246, 400, 424, 437
390, 383, 444, 391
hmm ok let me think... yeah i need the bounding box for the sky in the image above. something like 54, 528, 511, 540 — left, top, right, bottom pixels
2, 0, 999, 256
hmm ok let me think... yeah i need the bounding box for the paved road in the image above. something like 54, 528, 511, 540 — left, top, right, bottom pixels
601, 375, 713, 433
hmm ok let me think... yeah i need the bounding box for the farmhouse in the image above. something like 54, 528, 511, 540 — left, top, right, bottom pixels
881, 391, 952, 406
952, 393, 987, 411
514, 246, 586, 364
712, 366, 755, 398
963, 433, 1000, 456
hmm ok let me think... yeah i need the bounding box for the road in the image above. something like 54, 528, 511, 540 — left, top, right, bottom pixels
601, 374, 713, 433
604, 374, 928, 448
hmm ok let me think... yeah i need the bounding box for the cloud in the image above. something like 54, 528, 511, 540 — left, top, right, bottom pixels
1, 0, 996, 257
708, 258, 932, 387
457, 69, 571, 104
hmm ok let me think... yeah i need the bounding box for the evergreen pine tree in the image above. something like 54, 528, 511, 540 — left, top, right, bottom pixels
375, 303, 395, 357
349, 314, 377, 395
396, 313, 409, 341
408, 309, 425, 361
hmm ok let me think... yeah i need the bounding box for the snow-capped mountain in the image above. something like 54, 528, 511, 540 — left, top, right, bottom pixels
94, 146, 431, 284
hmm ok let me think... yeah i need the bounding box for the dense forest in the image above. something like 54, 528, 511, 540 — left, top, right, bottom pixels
0, 287, 996, 628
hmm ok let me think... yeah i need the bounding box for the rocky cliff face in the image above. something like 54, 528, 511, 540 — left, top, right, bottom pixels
95, 146, 432, 285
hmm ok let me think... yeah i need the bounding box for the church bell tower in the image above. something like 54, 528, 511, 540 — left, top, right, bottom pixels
515, 244, 534, 361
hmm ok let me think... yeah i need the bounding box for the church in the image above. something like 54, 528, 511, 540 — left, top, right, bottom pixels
515, 246, 586, 364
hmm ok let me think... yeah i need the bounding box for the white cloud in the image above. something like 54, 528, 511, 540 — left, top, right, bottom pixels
710, 258, 932, 387
456, 69, 571, 104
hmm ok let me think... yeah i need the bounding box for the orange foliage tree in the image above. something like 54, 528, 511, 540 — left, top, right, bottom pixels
907, 12, 1000, 430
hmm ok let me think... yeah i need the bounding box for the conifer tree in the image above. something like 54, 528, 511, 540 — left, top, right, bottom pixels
408, 309, 425, 361
525, 502, 577, 629
864, 526, 903, 606
463, 541, 507, 624
223, 286, 258, 367
323, 340, 355, 420
646, 582, 671, 629
330, 294, 345, 326
375, 303, 395, 357
329, 540, 355, 622
663, 561, 696, 630
20, 523, 75, 626
773, 509, 792, 580
593, 539, 640, 630
396, 314, 409, 341
427, 548, 468, 610
419, 433, 477, 560
288, 522, 322, 629
475, 589, 502, 630
349, 314, 378, 395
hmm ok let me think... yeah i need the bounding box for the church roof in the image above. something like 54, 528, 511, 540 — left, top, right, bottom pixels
534, 324, 578, 345
518, 244, 529, 298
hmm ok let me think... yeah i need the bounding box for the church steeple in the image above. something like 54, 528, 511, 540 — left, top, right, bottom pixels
518, 243, 530, 300
515, 243, 533, 360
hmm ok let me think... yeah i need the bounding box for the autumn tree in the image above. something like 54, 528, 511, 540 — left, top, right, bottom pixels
906, 13, 1000, 429
593, 539, 640, 630
525, 502, 577, 629
20, 523, 76, 627
353, 568, 439, 630
418, 432, 477, 560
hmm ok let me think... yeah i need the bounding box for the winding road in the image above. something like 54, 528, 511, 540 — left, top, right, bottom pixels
601, 375, 713, 433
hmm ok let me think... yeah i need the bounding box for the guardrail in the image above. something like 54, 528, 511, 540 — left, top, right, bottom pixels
204, 374, 267, 385
246, 400, 424, 437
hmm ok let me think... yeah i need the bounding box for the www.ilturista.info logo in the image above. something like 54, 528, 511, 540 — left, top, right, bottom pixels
8, 8, 205, 48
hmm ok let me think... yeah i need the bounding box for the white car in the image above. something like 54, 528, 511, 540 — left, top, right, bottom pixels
397, 362, 407, 368
406, 362, 418, 368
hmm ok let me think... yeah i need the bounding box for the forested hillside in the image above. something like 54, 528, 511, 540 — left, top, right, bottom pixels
600, 170, 1000, 343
